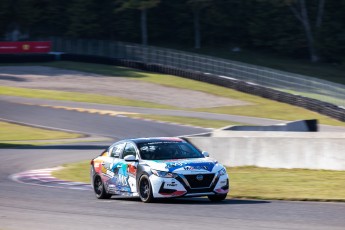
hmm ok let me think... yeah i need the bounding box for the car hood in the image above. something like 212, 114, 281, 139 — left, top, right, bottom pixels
143, 158, 221, 174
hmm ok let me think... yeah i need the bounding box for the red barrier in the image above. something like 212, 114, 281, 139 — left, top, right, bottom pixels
0, 41, 51, 54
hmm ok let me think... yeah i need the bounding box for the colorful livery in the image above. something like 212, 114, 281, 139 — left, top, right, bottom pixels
90, 137, 229, 203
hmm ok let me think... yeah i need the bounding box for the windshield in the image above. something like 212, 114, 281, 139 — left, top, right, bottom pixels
138, 141, 203, 160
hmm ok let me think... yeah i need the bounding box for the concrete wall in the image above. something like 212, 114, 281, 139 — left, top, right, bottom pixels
223, 119, 318, 132
186, 132, 345, 170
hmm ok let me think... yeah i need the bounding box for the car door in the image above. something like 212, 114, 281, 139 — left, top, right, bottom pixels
101, 142, 125, 191
114, 142, 139, 194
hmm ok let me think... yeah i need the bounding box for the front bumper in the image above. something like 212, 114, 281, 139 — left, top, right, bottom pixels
149, 173, 229, 198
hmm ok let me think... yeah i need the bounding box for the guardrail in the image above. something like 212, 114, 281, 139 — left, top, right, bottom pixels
48, 37, 345, 107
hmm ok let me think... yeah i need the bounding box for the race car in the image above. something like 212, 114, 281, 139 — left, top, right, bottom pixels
90, 137, 229, 203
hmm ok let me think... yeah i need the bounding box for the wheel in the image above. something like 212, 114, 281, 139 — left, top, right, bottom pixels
208, 194, 227, 202
138, 175, 154, 203
93, 175, 112, 199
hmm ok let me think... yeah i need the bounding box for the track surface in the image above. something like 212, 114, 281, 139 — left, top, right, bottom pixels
1, 97, 345, 230
2, 96, 345, 132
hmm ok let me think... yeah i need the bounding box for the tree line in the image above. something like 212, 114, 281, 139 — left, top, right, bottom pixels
0, 0, 344, 63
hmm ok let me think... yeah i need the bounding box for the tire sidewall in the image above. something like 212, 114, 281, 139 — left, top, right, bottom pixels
93, 174, 110, 199
138, 174, 154, 203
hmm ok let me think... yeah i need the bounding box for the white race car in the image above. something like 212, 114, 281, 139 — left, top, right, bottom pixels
90, 137, 229, 203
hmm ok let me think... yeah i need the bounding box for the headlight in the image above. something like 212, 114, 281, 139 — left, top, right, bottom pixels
151, 169, 177, 178
218, 168, 227, 176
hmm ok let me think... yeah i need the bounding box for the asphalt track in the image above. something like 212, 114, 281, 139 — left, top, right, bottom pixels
2, 96, 345, 132
1, 96, 345, 230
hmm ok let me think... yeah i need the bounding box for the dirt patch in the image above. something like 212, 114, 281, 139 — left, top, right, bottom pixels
0, 66, 251, 108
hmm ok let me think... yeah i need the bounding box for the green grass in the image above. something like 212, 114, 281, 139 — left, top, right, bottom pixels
228, 167, 345, 201
0, 121, 82, 141
197, 104, 345, 126
52, 161, 345, 202
2, 61, 345, 127
126, 114, 244, 129
52, 160, 91, 183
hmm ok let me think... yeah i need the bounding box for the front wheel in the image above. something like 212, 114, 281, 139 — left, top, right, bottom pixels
138, 175, 154, 203
208, 194, 227, 202
93, 175, 112, 199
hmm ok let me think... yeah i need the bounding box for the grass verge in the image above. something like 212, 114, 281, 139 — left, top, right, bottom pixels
0, 121, 82, 147
52, 161, 345, 202
52, 160, 91, 183
228, 167, 345, 202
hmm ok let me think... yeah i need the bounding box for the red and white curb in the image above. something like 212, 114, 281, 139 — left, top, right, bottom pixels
10, 167, 92, 191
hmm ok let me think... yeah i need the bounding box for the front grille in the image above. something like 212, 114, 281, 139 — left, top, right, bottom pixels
184, 173, 215, 188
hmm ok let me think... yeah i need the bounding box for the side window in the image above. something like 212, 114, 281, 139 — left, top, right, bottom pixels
110, 143, 125, 158
121, 143, 137, 159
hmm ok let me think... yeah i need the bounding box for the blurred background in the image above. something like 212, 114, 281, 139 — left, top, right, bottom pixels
1, 0, 344, 65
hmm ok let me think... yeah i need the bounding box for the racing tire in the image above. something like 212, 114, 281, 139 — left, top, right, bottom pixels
207, 194, 227, 202
93, 175, 112, 199
138, 175, 154, 203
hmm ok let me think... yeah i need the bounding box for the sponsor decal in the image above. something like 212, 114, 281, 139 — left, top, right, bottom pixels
183, 165, 209, 171
164, 161, 215, 172
106, 170, 114, 177
22, 44, 30, 50
166, 162, 185, 168
127, 164, 137, 175
101, 165, 107, 174
166, 182, 177, 187
118, 174, 128, 186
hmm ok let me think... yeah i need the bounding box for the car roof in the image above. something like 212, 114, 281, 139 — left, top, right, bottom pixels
129, 137, 185, 144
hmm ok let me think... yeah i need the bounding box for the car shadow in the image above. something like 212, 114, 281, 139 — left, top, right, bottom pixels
111, 197, 270, 205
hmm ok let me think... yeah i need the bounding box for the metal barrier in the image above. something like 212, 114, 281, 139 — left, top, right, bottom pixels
47, 37, 345, 107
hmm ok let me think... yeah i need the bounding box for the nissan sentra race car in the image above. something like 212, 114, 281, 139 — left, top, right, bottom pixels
90, 137, 229, 203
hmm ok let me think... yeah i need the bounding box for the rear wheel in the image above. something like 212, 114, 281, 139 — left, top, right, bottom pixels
208, 194, 227, 202
138, 175, 154, 203
93, 175, 112, 199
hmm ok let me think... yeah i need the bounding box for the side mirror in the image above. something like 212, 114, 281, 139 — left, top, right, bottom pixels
124, 155, 137, 162
202, 151, 209, 157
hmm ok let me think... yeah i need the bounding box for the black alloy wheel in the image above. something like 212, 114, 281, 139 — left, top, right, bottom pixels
138, 175, 154, 203
93, 175, 112, 199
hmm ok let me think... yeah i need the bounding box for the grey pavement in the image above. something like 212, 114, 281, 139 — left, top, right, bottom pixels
1, 142, 345, 230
